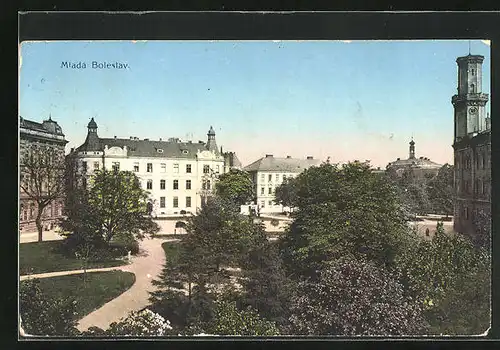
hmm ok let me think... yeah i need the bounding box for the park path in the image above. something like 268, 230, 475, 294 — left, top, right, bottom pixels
75, 237, 176, 332
20, 266, 123, 281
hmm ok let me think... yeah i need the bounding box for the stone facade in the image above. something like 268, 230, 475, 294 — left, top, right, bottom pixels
19, 116, 68, 232
452, 54, 491, 239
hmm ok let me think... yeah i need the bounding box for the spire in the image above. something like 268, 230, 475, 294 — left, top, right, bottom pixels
468, 40, 471, 55
206, 125, 218, 153
409, 137, 415, 159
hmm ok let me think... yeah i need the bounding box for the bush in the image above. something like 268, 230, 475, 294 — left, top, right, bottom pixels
20, 279, 79, 336
270, 218, 280, 227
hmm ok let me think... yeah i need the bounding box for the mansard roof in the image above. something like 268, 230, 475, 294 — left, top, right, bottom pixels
76, 137, 211, 159
20, 116, 65, 137
244, 155, 321, 172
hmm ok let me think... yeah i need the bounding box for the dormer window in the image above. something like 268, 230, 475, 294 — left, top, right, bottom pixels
182, 150, 189, 154
157, 149, 164, 153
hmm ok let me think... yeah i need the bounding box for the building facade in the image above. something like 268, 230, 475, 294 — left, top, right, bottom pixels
19, 116, 68, 232
452, 54, 491, 238
69, 119, 232, 216
243, 154, 321, 213
386, 139, 443, 179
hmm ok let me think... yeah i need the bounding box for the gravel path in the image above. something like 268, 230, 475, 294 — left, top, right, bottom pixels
75, 237, 176, 332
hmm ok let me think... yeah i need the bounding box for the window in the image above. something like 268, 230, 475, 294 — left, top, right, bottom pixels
160, 179, 166, 190
261, 187, 265, 195
283, 175, 287, 181
268, 200, 273, 206
173, 180, 179, 190
186, 164, 192, 173
30, 203, 35, 218
260, 174, 265, 182
173, 197, 179, 208
268, 174, 272, 182
186, 180, 191, 190
186, 196, 192, 208
260, 201, 265, 208
206, 180, 211, 190
133, 162, 139, 172
82, 161, 87, 172
483, 181, 488, 195
160, 197, 165, 208
268, 187, 272, 194
94, 162, 100, 170
203, 165, 210, 174
147, 163, 153, 173
471, 68, 475, 76
464, 207, 469, 220
216, 165, 220, 173
470, 83, 475, 93
112, 162, 120, 171
174, 164, 179, 173
160, 163, 166, 173
157, 149, 163, 153
147, 180, 153, 190
276, 174, 279, 182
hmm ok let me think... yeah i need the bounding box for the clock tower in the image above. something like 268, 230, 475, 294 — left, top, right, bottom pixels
452, 54, 489, 141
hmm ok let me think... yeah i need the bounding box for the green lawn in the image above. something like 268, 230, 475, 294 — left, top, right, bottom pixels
22, 271, 136, 320
20, 240, 126, 275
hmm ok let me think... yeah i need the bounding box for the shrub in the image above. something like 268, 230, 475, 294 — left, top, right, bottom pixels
19, 279, 79, 336
270, 218, 280, 227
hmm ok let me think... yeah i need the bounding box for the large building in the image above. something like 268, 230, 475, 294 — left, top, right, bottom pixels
452, 54, 491, 239
19, 116, 68, 232
68, 119, 237, 216
386, 139, 443, 179
243, 154, 321, 213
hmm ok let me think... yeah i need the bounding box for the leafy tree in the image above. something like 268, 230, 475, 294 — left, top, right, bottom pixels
427, 164, 454, 217
239, 225, 294, 331
214, 169, 255, 207
279, 162, 413, 278
288, 256, 427, 336
274, 177, 298, 210
20, 143, 66, 242
61, 169, 159, 249
199, 300, 280, 336
19, 279, 79, 336
472, 209, 491, 249
396, 223, 486, 316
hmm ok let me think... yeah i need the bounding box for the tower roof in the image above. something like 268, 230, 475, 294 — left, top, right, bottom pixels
208, 126, 216, 136
456, 54, 484, 64
88, 117, 98, 129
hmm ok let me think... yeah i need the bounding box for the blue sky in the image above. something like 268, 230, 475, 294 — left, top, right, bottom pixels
19, 40, 491, 168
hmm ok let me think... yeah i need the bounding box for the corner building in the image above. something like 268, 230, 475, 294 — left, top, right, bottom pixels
69, 119, 232, 216
19, 116, 68, 232
452, 54, 491, 238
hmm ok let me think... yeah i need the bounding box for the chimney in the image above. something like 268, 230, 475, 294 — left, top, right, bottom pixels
130, 136, 133, 140
114, 136, 117, 139
144, 138, 149, 141
265, 154, 273, 158
307, 156, 313, 160
159, 138, 162, 141
286, 155, 291, 159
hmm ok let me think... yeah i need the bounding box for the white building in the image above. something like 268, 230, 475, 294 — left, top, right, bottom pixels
243, 154, 321, 214
68, 118, 240, 216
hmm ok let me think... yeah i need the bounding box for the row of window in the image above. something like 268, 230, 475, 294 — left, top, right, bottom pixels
159, 196, 191, 208
20, 201, 63, 221
459, 179, 489, 195
146, 179, 211, 191
83, 161, 219, 174
259, 200, 277, 208
457, 152, 488, 170
260, 186, 275, 195
259, 173, 290, 183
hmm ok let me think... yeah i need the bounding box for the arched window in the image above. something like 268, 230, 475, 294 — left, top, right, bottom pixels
471, 68, 475, 76
470, 83, 475, 93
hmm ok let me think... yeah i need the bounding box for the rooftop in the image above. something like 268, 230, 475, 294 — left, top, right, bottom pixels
243, 154, 321, 172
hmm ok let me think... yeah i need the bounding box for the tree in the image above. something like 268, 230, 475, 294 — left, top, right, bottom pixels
274, 177, 298, 211
214, 169, 255, 207
199, 300, 280, 336
427, 164, 454, 217
62, 169, 159, 247
279, 162, 413, 278
239, 225, 294, 331
288, 256, 426, 335
20, 143, 65, 242
19, 279, 79, 336
472, 209, 491, 248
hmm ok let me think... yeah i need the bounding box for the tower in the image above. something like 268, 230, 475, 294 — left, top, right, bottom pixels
84, 117, 100, 150
206, 126, 219, 154
409, 138, 415, 159
452, 54, 489, 141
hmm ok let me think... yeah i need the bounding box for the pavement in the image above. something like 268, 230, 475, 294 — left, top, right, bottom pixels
20, 230, 65, 244
20, 266, 124, 281
75, 237, 176, 332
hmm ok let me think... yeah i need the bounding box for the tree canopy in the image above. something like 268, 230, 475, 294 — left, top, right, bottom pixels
214, 169, 255, 207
